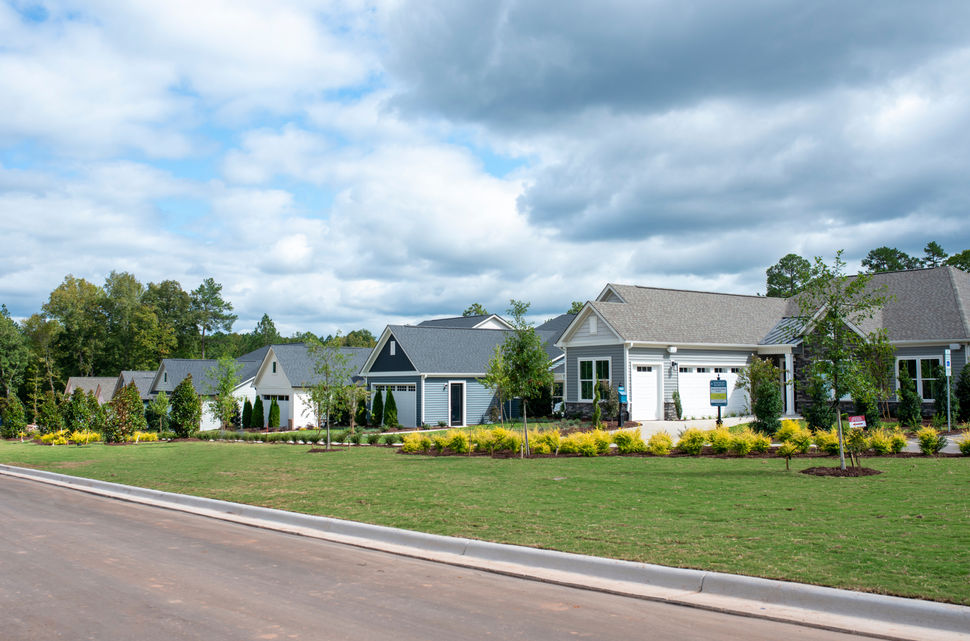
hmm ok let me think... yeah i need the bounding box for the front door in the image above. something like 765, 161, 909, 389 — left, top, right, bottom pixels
450, 382, 464, 426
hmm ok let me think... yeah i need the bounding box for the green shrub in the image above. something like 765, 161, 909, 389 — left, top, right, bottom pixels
672, 390, 683, 420
371, 390, 384, 428
612, 429, 646, 454
959, 431, 970, 456
889, 429, 907, 454
251, 396, 265, 429
382, 433, 399, 446
367, 432, 381, 445
646, 431, 673, 456
752, 379, 782, 435
0, 395, 27, 438
729, 429, 756, 456
401, 432, 432, 453
348, 431, 362, 445
750, 432, 772, 453
897, 370, 923, 428
591, 382, 602, 428
383, 389, 398, 428
331, 429, 348, 444
803, 375, 835, 432
844, 426, 870, 465
915, 427, 947, 456
241, 398, 253, 429
676, 428, 706, 455
268, 398, 280, 429
708, 428, 732, 454
813, 428, 841, 455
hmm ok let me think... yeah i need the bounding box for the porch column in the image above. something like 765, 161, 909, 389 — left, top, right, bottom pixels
784, 352, 795, 416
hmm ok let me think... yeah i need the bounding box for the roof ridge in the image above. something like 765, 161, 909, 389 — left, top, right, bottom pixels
395, 324, 511, 332
946, 266, 970, 339
609, 283, 785, 301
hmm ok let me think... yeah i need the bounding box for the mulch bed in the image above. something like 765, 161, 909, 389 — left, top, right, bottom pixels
307, 447, 347, 454
801, 466, 883, 477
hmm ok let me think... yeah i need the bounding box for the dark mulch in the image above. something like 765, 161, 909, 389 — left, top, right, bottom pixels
307, 447, 347, 454
801, 466, 883, 477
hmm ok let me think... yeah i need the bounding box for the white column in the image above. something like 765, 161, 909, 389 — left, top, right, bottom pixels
784, 352, 795, 416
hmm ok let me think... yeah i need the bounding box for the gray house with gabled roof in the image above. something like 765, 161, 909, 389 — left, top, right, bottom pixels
359, 316, 570, 428
559, 266, 970, 422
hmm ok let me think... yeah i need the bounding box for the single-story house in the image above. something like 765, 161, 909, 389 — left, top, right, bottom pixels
558, 266, 970, 421
251, 343, 371, 429
116, 370, 157, 404
63, 377, 119, 405
359, 314, 572, 428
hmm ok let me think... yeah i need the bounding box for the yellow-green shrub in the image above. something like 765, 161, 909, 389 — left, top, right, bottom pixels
729, 429, 755, 456
776, 419, 803, 443
533, 429, 561, 455
591, 429, 612, 455
646, 431, 673, 456
612, 429, 646, 454
446, 429, 471, 454
750, 432, 772, 453
470, 428, 497, 454
813, 428, 840, 455
401, 432, 432, 453
559, 431, 600, 456
70, 430, 100, 445
916, 427, 946, 455
708, 428, 733, 454
889, 430, 907, 454
52, 435, 69, 445
492, 427, 522, 454
40, 429, 69, 445
960, 431, 970, 456
778, 422, 812, 453
869, 428, 894, 455
129, 431, 158, 443
431, 432, 450, 452
676, 428, 706, 455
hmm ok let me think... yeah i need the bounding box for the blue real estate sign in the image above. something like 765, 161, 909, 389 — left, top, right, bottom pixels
710, 379, 728, 407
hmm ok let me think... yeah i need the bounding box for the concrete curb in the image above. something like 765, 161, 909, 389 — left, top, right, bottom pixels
2, 463, 967, 640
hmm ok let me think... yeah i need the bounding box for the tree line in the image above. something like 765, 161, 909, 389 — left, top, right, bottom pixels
0, 272, 376, 409
765, 241, 970, 298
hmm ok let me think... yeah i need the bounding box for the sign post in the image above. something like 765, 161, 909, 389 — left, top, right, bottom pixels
710, 376, 728, 427
618, 386, 627, 427
945, 349, 952, 432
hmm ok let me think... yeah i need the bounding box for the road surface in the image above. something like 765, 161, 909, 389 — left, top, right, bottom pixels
0, 474, 867, 641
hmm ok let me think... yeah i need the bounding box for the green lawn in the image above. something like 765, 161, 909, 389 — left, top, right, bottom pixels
1, 440, 967, 604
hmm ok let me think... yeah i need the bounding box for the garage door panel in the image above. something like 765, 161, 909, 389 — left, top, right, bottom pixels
376, 384, 417, 428
678, 369, 748, 419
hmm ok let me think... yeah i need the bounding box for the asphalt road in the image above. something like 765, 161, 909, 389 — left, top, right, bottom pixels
0, 475, 868, 641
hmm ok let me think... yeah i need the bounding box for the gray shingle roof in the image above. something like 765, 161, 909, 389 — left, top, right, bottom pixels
591, 284, 790, 345
64, 377, 118, 401
416, 314, 510, 329
858, 266, 970, 341
537, 313, 577, 341
382, 326, 562, 374
118, 370, 157, 400
153, 359, 222, 396
272, 343, 371, 387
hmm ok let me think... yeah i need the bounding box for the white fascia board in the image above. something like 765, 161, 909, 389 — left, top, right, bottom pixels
359, 327, 393, 375
364, 371, 423, 378
889, 339, 969, 347
558, 304, 622, 346
421, 372, 487, 378
629, 341, 771, 350
595, 283, 627, 303
474, 314, 514, 330
756, 345, 794, 355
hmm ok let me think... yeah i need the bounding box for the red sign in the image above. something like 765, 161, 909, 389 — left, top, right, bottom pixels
848, 415, 866, 429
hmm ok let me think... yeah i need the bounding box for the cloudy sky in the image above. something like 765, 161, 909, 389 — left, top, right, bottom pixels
3, 0, 970, 335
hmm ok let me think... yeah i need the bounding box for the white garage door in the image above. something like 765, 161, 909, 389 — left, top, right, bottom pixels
677, 367, 747, 419
630, 364, 660, 421
375, 384, 417, 428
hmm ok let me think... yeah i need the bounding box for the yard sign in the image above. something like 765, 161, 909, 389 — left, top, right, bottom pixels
709, 379, 728, 407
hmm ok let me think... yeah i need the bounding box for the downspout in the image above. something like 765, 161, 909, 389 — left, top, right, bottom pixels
420, 374, 426, 427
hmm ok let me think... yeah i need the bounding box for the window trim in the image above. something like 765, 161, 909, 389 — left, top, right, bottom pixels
896, 356, 941, 401
578, 357, 611, 402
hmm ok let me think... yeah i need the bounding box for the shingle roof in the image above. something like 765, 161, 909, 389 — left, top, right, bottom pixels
536, 313, 577, 341
153, 359, 222, 396
64, 377, 118, 401
858, 266, 970, 341
590, 284, 790, 345
118, 370, 157, 400
272, 343, 371, 387
382, 325, 562, 374
416, 314, 511, 329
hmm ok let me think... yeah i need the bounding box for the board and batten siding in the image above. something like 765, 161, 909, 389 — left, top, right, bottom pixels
424, 377, 495, 426
565, 344, 626, 402
365, 374, 421, 420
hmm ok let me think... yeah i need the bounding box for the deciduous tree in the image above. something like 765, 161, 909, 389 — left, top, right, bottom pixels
0, 305, 29, 397
304, 339, 355, 448
498, 300, 553, 456
208, 356, 242, 429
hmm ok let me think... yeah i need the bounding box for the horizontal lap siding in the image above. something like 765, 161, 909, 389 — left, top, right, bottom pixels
565, 345, 626, 402
424, 379, 448, 425
424, 377, 495, 426
365, 375, 421, 422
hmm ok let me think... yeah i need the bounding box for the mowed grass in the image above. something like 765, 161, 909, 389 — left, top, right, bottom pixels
1, 440, 968, 604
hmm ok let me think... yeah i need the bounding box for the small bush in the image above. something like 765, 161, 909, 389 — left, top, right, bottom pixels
348, 431, 362, 445
916, 427, 947, 456
775, 419, 801, 443
777, 441, 799, 469
646, 431, 673, 456
470, 428, 497, 454
813, 429, 841, 455
446, 430, 471, 454
533, 429, 561, 455
729, 429, 756, 456
612, 429, 646, 454
676, 428, 706, 455
590, 429, 612, 455
331, 430, 348, 444
559, 431, 599, 456
959, 431, 970, 456
869, 428, 894, 455
750, 432, 772, 453
69, 430, 100, 445
367, 432, 381, 445
708, 428, 732, 454
130, 430, 159, 443
430, 432, 449, 453
382, 433, 399, 446
491, 427, 522, 454
401, 432, 432, 453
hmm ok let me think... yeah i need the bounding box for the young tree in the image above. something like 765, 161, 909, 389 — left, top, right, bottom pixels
897, 370, 922, 428
734, 357, 781, 414
268, 398, 280, 429
0, 305, 30, 397
63, 388, 93, 432
591, 381, 602, 428
500, 300, 554, 456
384, 388, 398, 428
304, 339, 355, 448
752, 379, 782, 435
242, 398, 253, 429
480, 345, 510, 427
861, 247, 920, 273
567, 301, 585, 315
922, 241, 948, 267
252, 396, 265, 429
857, 329, 896, 418
931, 364, 959, 426
189, 278, 237, 359
146, 391, 170, 432
208, 356, 242, 429
341, 384, 370, 432
170, 375, 202, 438
354, 393, 368, 427
0, 395, 27, 439
105, 382, 147, 442
765, 253, 811, 298
37, 391, 63, 434
371, 389, 384, 428
463, 303, 488, 317
802, 373, 836, 431
794, 251, 890, 469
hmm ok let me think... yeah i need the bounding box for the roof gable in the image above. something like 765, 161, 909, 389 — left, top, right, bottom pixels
416, 314, 513, 330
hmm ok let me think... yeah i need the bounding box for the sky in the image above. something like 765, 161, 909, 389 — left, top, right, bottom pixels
2, 0, 970, 336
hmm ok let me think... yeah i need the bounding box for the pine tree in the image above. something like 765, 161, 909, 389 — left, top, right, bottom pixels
371, 389, 384, 428
383, 388, 398, 428
170, 374, 202, 438
268, 398, 280, 429
897, 370, 922, 428
252, 396, 265, 429
242, 398, 253, 429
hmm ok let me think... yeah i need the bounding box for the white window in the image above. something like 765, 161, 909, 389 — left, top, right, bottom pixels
579, 358, 610, 400
696, 367, 709, 373
713, 367, 725, 373
636, 365, 653, 372
730, 367, 741, 374
588, 316, 598, 334
389, 340, 396, 356
897, 357, 941, 401
679, 367, 692, 373
272, 361, 277, 374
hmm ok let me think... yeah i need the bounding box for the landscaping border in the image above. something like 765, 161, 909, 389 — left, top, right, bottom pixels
2, 463, 967, 641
